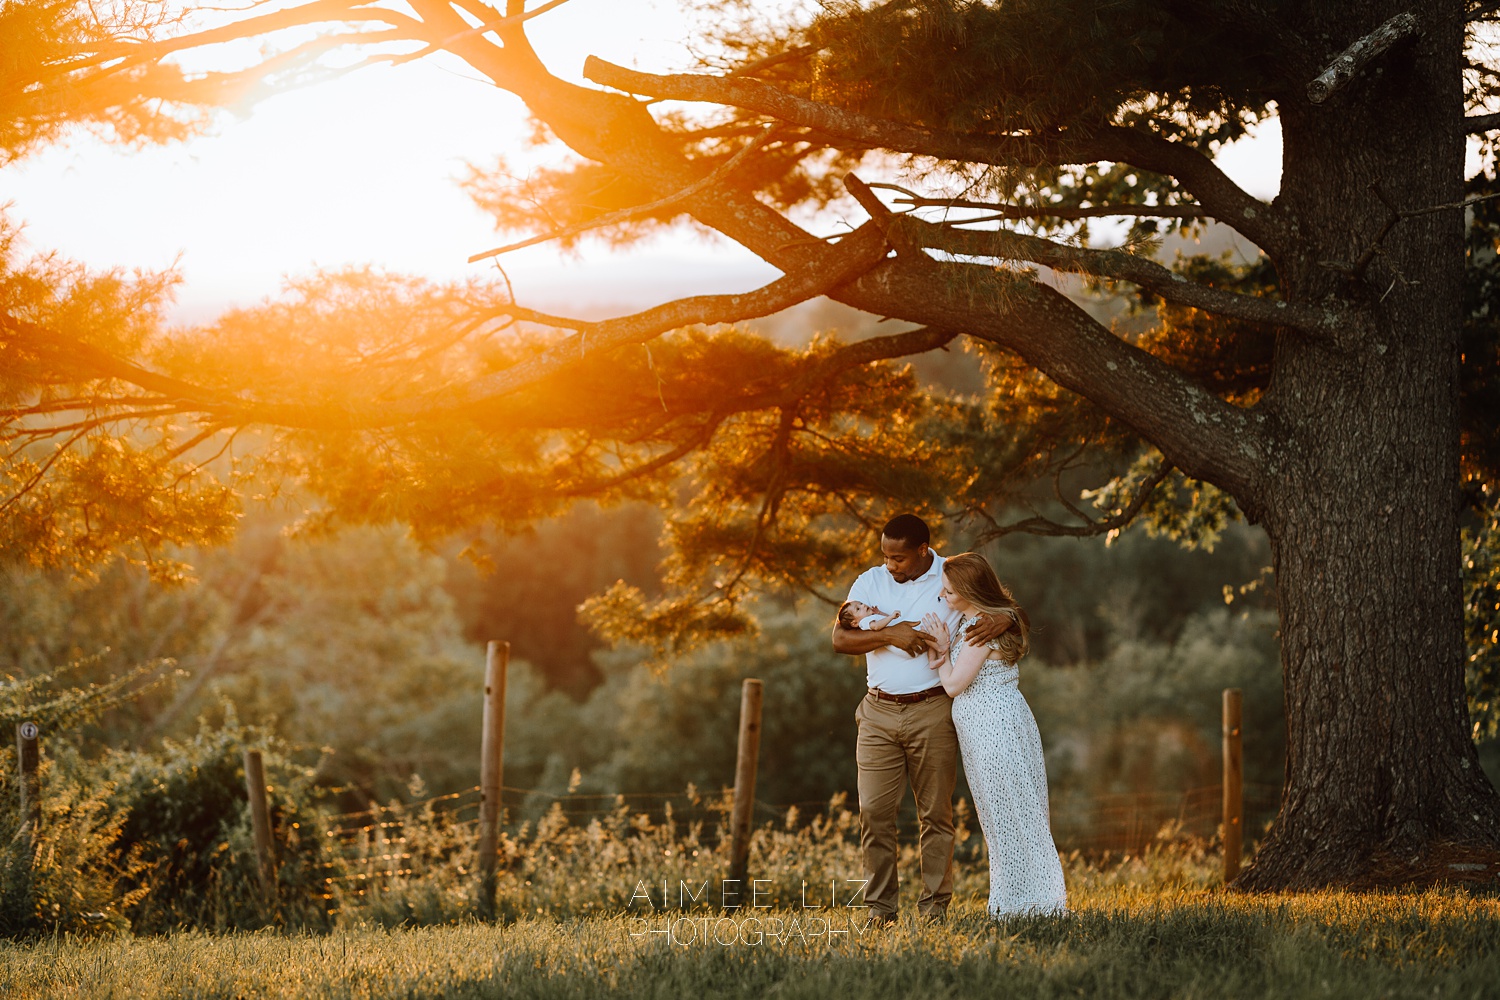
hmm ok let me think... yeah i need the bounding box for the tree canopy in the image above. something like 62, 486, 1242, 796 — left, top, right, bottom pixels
4, 0, 1500, 890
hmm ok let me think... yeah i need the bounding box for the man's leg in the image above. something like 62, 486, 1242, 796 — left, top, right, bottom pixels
855, 695, 907, 920
906, 694, 958, 919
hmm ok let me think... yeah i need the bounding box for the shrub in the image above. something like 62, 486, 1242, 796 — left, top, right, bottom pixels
0, 746, 148, 938
113, 718, 339, 932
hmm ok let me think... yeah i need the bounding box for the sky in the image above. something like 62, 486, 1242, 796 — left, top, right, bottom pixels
6, 0, 1284, 324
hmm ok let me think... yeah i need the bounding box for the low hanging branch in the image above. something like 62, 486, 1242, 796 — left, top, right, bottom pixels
0, 224, 893, 432
969, 460, 1176, 545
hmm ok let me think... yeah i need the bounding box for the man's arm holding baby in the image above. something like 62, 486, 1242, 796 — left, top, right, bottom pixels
832, 620, 934, 657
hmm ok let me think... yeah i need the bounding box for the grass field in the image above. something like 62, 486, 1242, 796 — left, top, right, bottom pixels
4, 869, 1498, 1000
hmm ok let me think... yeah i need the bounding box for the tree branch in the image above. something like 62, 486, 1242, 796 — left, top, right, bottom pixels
868, 183, 1208, 221
0, 225, 891, 431
821, 254, 1271, 510
68, 0, 421, 72
893, 212, 1332, 334
1320, 184, 1500, 280
553, 419, 722, 498
582, 58, 1283, 254
969, 459, 1175, 545
467, 124, 779, 262
1307, 10, 1421, 104
371, 51, 1272, 510
1467, 112, 1500, 133
843, 173, 921, 257
409, 0, 571, 56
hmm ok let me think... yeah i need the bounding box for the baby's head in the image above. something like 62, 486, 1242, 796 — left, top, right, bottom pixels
837, 600, 875, 628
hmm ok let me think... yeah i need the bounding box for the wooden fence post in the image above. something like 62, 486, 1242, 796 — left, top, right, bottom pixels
478, 640, 509, 920
16, 721, 40, 842
727, 678, 764, 896
242, 749, 276, 902
1222, 688, 1244, 884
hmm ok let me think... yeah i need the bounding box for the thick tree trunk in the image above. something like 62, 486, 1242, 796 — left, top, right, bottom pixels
1237, 3, 1500, 889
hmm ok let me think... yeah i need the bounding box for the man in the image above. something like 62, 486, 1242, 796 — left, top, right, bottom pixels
832, 514, 1012, 923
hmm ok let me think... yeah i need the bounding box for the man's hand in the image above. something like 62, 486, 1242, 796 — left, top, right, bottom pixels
832, 620, 936, 656
964, 611, 1014, 645
882, 620, 936, 657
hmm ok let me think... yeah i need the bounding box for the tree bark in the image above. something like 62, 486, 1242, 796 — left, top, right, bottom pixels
1237, 2, 1500, 889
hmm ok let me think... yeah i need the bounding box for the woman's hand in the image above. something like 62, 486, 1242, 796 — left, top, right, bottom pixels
921, 614, 951, 664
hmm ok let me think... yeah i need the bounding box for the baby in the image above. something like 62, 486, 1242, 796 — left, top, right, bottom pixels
837, 600, 933, 664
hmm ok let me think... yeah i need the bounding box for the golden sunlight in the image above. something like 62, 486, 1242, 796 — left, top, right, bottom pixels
5, 0, 778, 321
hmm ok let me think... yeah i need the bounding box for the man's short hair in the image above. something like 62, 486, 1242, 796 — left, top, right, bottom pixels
881, 514, 930, 548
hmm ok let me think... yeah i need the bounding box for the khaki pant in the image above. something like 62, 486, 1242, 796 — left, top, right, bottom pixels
854, 691, 957, 919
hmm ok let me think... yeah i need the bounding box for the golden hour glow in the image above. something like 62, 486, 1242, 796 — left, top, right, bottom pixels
5, 3, 779, 320
4, 0, 1500, 979
5, 2, 1285, 322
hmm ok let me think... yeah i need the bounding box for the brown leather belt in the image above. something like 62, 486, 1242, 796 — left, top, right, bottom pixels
867, 685, 946, 705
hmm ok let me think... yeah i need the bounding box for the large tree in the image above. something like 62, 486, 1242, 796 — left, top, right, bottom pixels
5, 0, 1500, 889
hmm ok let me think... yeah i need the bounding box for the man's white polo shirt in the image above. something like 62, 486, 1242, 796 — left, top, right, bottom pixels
846, 551, 961, 696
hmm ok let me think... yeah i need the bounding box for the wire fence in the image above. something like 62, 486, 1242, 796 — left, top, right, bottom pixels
1051, 782, 1281, 855
313, 786, 481, 906
307, 779, 1280, 909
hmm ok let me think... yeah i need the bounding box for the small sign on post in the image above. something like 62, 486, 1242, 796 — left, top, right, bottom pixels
478, 640, 509, 920
16, 721, 40, 840
728, 678, 764, 893
1222, 688, 1244, 884
242, 749, 276, 904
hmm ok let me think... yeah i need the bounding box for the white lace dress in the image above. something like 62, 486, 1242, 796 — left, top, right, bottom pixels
950, 614, 1068, 918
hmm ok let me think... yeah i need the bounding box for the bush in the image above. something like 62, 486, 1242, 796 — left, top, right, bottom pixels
113, 717, 339, 932
0, 746, 147, 938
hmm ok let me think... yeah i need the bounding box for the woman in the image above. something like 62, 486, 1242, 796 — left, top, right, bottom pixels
922, 552, 1068, 918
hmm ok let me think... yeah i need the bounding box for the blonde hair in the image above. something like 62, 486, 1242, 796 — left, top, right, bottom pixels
943, 552, 1030, 663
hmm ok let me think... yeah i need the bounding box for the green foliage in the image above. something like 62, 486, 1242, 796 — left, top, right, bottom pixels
1135, 252, 1278, 405
598, 606, 868, 807
1084, 455, 1239, 553
113, 718, 337, 932
0, 0, 208, 162
443, 502, 663, 695
1466, 505, 1500, 742
0, 650, 176, 735
204, 524, 485, 801
1461, 168, 1500, 746
805, 0, 1273, 142
1463, 169, 1500, 504
1028, 607, 1283, 839
0, 214, 241, 581
976, 519, 1273, 662
0, 746, 148, 939
0, 647, 180, 938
